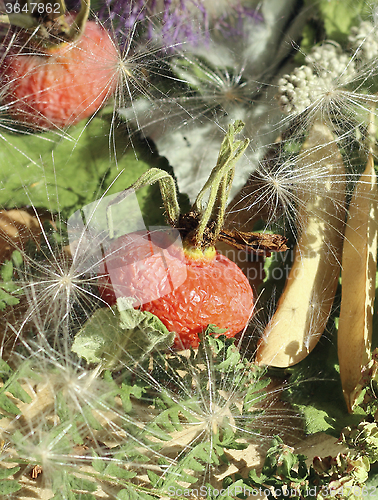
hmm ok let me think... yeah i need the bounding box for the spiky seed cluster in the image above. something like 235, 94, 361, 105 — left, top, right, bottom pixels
276, 42, 356, 115
349, 21, 378, 64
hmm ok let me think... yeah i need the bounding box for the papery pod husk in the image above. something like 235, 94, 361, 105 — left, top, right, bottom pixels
338, 153, 378, 412
256, 119, 346, 367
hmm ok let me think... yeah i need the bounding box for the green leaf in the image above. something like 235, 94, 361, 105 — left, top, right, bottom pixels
0, 393, 21, 415
71, 299, 175, 368
248, 468, 269, 486
0, 255, 23, 310
11, 250, 23, 267
0, 466, 20, 479
147, 395, 201, 435
104, 463, 137, 480
0, 117, 171, 227
0, 260, 13, 282
281, 325, 365, 436
0, 360, 34, 416
67, 474, 97, 492
0, 289, 19, 309
71, 306, 120, 364
0, 479, 22, 494
119, 383, 144, 413
117, 488, 156, 500
243, 378, 271, 410
315, 0, 370, 44
91, 452, 106, 474
146, 469, 161, 488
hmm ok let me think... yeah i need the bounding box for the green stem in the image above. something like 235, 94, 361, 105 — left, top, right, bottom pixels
192, 120, 249, 247
0, 14, 37, 29
105, 122, 248, 248
67, 0, 90, 41
106, 168, 180, 239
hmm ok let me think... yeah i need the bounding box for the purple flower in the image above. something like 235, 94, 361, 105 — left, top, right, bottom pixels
213, 3, 263, 39
98, 0, 150, 33
97, 0, 263, 51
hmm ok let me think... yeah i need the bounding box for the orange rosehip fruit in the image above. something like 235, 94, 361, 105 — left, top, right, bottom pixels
98, 231, 254, 349
1, 17, 118, 129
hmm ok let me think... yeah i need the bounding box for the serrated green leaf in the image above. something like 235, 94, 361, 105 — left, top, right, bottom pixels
0, 466, 20, 479
207, 479, 246, 500
104, 462, 137, 480
71, 307, 120, 364
0, 479, 22, 494
0, 288, 19, 308
218, 423, 248, 451
148, 396, 201, 435
0, 281, 20, 293
146, 469, 161, 488
81, 405, 103, 431
71, 301, 174, 368
0, 393, 21, 415
243, 378, 271, 410
276, 450, 299, 479
5, 380, 32, 405
91, 451, 106, 474
248, 468, 269, 486
0, 260, 13, 282
0, 117, 171, 227
67, 474, 97, 492
117, 488, 156, 500
120, 383, 144, 413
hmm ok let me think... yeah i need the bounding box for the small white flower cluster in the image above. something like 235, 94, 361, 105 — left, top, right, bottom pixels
349, 21, 378, 64
305, 42, 356, 82
277, 64, 319, 114
277, 42, 356, 115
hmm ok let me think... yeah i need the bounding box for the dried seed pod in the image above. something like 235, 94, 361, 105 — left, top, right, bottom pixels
256, 119, 346, 367
338, 153, 378, 412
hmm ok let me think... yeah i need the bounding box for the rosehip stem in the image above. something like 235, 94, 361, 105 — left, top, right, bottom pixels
106, 168, 180, 239
68, 0, 90, 41
191, 120, 249, 247
108, 122, 249, 250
